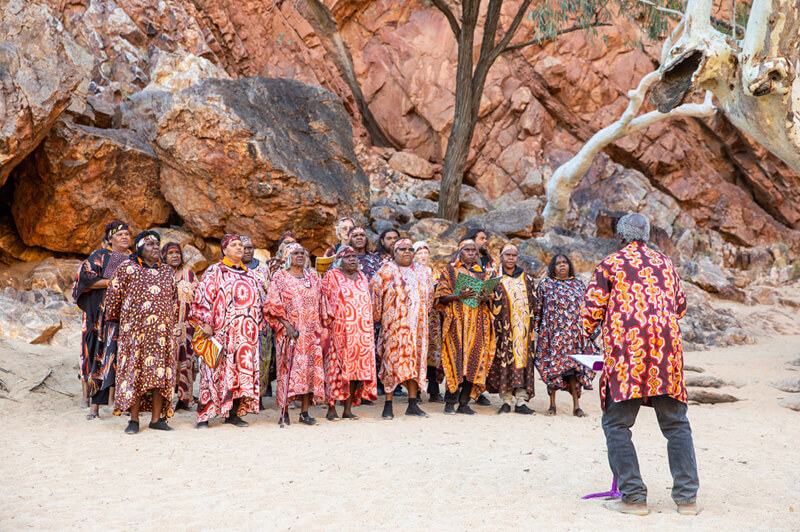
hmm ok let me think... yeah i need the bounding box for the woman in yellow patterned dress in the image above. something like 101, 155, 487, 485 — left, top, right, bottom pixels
487, 244, 537, 414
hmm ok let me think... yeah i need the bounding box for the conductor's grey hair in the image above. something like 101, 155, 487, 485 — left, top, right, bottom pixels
616, 214, 650, 244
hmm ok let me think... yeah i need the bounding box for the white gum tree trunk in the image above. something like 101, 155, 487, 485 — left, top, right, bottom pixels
542, 0, 800, 229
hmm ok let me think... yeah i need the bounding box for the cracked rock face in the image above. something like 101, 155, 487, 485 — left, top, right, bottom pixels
154, 77, 369, 254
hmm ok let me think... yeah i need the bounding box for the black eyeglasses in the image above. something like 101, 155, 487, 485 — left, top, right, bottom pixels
396, 247, 414, 252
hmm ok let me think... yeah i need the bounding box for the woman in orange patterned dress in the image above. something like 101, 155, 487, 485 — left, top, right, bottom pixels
321, 246, 376, 421
370, 238, 434, 419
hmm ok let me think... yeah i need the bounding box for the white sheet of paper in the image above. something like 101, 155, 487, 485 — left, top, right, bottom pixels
569, 354, 604, 371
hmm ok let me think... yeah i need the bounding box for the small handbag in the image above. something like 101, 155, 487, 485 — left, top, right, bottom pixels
192, 327, 223, 369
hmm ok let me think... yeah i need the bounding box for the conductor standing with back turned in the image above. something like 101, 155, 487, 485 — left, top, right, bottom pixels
582, 213, 699, 516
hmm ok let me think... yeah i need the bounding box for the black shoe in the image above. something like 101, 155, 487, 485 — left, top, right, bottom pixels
444, 403, 456, 415
124, 421, 139, 434
476, 394, 491, 406
342, 412, 359, 420
382, 402, 394, 419
224, 415, 249, 427
326, 411, 340, 422
429, 393, 444, 403
515, 404, 535, 415
299, 412, 318, 426
259, 398, 266, 411
175, 400, 190, 411
278, 414, 291, 426
498, 403, 511, 414
196, 421, 209, 429
149, 420, 174, 431
457, 404, 476, 415
361, 399, 374, 405
406, 399, 429, 417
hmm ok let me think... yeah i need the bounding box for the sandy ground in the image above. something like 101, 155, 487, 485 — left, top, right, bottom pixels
1, 336, 799, 531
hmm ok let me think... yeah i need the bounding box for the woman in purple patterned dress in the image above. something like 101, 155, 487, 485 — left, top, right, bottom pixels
534, 254, 595, 417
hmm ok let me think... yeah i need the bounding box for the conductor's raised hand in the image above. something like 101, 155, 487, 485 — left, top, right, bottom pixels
200, 323, 213, 338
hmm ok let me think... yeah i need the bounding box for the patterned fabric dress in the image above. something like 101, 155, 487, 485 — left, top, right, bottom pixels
426, 267, 443, 378
435, 261, 497, 397
104, 259, 177, 418
582, 241, 687, 409
487, 268, 537, 396
173, 267, 197, 406
357, 252, 384, 280
191, 260, 264, 422
534, 277, 595, 396
371, 261, 434, 393
247, 258, 273, 397
264, 269, 327, 409
321, 269, 377, 405
72, 248, 128, 399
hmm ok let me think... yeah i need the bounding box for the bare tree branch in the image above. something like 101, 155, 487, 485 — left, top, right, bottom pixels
503, 21, 612, 53
490, 0, 534, 58
431, 0, 461, 39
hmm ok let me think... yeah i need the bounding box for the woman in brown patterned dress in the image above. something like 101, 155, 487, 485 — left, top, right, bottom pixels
533, 254, 595, 417
105, 231, 178, 434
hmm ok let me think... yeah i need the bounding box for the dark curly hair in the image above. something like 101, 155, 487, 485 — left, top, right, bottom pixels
547, 253, 575, 278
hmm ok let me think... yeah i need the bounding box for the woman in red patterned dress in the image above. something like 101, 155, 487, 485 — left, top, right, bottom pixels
191, 234, 264, 428
264, 243, 327, 426
321, 246, 376, 421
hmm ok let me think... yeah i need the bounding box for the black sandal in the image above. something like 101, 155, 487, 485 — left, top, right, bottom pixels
573, 408, 587, 417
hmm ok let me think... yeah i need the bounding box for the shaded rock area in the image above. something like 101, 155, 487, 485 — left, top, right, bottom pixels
13, 121, 169, 254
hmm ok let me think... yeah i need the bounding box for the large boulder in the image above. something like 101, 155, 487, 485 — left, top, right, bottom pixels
12, 120, 170, 254
154, 77, 369, 254
469, 198, 543, 238
0, 0, 83, 185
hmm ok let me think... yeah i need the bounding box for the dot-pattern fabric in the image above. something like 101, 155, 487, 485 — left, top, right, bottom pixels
105, 260, 178, 418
